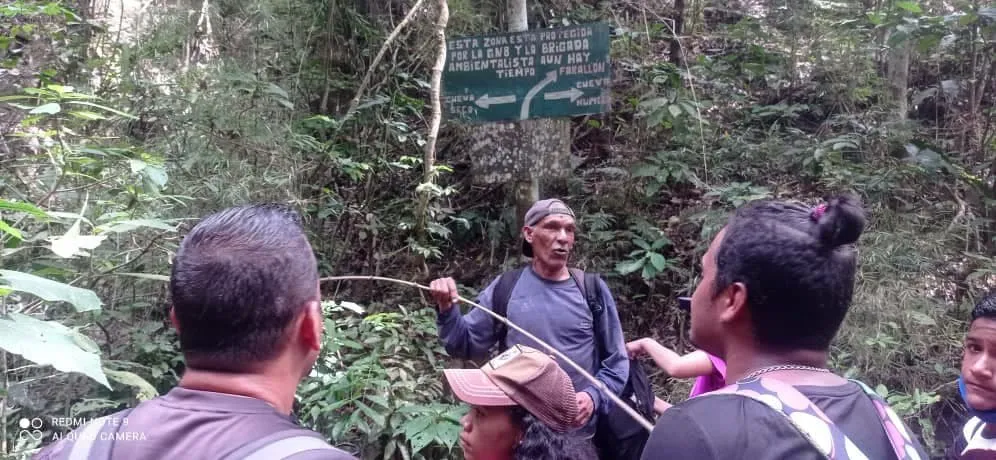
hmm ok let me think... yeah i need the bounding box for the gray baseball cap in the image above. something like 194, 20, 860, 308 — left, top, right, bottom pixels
522, 199, 576, 257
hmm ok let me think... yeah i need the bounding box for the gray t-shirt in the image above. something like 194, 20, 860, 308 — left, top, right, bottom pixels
34, 387, 356, 460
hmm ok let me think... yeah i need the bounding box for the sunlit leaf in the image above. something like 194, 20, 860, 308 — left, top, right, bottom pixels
129, 158, 148, 173
142, 165, 168, 188
339, 301, 366, 314
0, 269, 102, 312
29, 102, 60, 114
0, 313, 110, 388
48, 219, 107, 258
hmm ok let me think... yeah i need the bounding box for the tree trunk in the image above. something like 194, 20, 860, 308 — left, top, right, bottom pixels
885, 29, 911, 121
670, 0, 685, 65
414, 0, 449, 241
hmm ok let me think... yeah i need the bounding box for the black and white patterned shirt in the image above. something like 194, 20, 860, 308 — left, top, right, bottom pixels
948, 417, 996, 460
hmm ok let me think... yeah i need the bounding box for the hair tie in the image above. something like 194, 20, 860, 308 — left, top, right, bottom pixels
811, 204, 827, 221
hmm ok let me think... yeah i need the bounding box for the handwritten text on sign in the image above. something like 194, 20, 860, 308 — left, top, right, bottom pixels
442, 23, 611, 123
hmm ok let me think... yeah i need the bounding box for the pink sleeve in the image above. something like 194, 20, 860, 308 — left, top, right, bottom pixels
707, 353, 727, 378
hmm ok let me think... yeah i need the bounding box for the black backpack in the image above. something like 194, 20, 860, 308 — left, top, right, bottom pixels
490, 267, 655, 460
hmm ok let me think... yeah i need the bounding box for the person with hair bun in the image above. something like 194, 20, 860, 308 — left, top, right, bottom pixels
641, 195, 928, 460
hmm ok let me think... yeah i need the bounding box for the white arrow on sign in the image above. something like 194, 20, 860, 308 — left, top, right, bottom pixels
520, 70, 559, 120
475, 94, 517, 109
544, 87, 584, 102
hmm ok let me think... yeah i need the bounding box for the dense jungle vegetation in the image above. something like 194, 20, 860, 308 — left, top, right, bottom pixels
1, 0, 995, 458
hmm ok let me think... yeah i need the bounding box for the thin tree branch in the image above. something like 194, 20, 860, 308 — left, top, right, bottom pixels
342, 0, 426, 123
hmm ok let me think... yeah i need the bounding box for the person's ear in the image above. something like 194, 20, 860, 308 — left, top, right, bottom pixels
523, 226, 534, 244
169, 306, 181, 333
717, 282, 748, 325
297, 301, 323, 352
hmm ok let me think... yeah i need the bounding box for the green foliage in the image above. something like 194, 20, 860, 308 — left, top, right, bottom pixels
298, 301, 462, 459
1, 78, 179, 455
614, 236, 675, 280
0, 1, 78, 68
631, 150, 700, 198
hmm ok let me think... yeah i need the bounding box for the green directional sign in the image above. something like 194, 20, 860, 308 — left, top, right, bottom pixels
443, 22, 611, 123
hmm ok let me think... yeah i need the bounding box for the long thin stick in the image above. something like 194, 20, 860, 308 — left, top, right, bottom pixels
320, 275, 654, 432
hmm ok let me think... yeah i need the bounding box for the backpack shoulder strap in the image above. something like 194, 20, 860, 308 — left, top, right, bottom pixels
66, 408, 134, 460
704, 378, 870, 460
492, 266, 526, 353
569, 268, 604, 318
570, 269, 610, 383
221, 429, 338, 460
849, 379, 929, 460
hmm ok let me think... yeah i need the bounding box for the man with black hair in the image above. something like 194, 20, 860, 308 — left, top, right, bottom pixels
948, 291, 996, 459
36, 204, 356, 460
428, 198, 630, 456
641, 196, 928, 460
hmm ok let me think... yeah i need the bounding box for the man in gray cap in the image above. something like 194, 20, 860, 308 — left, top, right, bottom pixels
429, 198, 629, 455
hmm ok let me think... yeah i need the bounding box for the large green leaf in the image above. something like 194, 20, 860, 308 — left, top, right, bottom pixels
649, 253, 668, 271
0, 313, 110, 388
400, 417, 433, 452
0, 269, 102, 312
